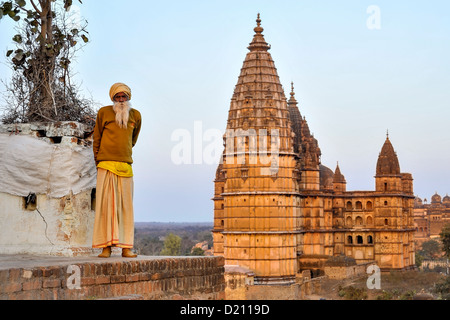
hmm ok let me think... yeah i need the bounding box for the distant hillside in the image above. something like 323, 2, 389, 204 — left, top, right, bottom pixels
134, 222, 213, 256
135, 222, 213, 229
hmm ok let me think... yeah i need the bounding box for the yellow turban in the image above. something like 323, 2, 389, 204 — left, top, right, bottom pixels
109, 83, 132, 101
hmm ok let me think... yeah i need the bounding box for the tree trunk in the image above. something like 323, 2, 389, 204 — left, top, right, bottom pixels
31, 0, 57, 121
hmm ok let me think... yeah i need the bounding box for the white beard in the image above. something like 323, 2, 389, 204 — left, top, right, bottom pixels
113, 101, 131, 129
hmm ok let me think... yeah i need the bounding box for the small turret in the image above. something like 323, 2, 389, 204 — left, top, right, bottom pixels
333, 163, 347, 193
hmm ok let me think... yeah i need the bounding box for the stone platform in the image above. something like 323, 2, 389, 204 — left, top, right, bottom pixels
0, 254, 225, 300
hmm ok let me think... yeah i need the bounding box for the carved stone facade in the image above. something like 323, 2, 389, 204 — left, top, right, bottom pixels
213, 15, 416, 284
414, 193, 450, 247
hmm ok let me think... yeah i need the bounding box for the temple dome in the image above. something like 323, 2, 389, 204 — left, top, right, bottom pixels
320, 165, 334, 189
431, 192, 442, 204
443, 194, 450, 203
414, 197, 423, 207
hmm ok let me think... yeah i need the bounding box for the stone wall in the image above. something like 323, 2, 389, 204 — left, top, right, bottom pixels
421, 259, 449, 271
224, 266, 324, 300
245, 283, 303, 300
324, 262, 375, 280
0, 255, 225, 300
224, 265, 254, 300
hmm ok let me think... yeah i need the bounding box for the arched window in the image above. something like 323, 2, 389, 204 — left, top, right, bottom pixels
384, 218, 389, 226
355, 216, 363, 226
356, 201, 362, 210
347, 236, 353, 244
357, 236, 363, 244
366, 201, 373, 210
366, 216, 373, 225
346, 201, 352, 210
367, 235, 373, 244
346, 216, 353, 227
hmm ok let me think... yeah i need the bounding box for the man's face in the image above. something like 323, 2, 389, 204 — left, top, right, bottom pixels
114, 92, 129, 103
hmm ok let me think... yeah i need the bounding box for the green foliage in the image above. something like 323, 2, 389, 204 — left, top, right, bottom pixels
0, 0, 94, 124
418, 239, 443, 260
433, 276, 450, 300
134, 235, 164, 256
415, 252, 424, 268
337, 286, 368, 300
134, 223, 213, 257
375, 289, 416, 300
440, 224, 450, 259
375, 289, 400, 300
0, 1, 88, 52
376, 290, 394, 300
399, 290, 416, 300
160, 233, 182, 256
190, 247, 205, 256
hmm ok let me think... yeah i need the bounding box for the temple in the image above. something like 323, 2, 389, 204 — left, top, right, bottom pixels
213, 15, 416, 285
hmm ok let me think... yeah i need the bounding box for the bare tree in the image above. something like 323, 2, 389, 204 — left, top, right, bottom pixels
0, 0, 96, 125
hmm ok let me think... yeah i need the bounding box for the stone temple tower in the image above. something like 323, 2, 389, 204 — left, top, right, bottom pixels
213, 15, 416, 284
374, 134, 415, 269
213, 14, 299, 285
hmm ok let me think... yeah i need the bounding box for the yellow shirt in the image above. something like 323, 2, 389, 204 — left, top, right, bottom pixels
97, 161, 133, 177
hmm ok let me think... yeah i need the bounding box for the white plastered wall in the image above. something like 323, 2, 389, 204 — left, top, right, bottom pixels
0, 122, 97, 256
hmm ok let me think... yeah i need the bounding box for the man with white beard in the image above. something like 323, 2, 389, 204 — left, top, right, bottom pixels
92, 83, 142, 258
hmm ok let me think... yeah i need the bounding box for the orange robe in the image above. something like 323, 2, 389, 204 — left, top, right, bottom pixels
92, 168, 135, 249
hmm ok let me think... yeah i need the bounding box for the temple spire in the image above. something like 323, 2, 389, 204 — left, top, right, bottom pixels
231, 13, 285, 112
216, 14, 299, 285
288, 81, 298, 106
334, 162, 346, 183
248, 13, 271, 52
376, 134, 400, 176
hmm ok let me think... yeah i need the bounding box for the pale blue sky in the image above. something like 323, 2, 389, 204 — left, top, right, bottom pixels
1, 1, 450, 222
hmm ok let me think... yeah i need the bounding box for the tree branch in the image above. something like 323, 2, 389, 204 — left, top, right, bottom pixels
29, 0, 42, 15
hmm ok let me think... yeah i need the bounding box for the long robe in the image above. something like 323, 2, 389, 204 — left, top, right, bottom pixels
92, 168, 135, 249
